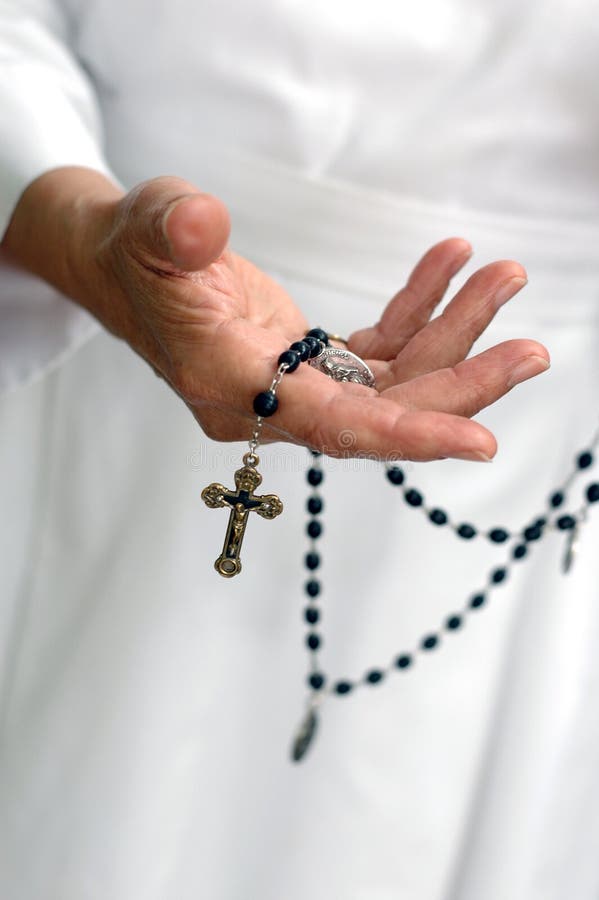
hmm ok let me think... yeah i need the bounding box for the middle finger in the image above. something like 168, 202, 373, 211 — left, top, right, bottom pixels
372, 260, 527, 389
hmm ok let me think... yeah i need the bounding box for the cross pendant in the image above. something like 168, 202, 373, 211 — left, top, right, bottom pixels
201, 455, 283, 577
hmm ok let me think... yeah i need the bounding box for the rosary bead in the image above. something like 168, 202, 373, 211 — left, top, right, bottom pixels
290, 340, 311, 362
306, 520, 323, 539
386, 466, 405, 486
308, 672, 325, 690
303, 336, 324, 358
395, 654, 413, 669
306, 633, 321, 651
305, 579, 321, 598
277, 349, 301, 373
470, 593, 486, 609
305, 327, 329, 346
586, 483, 599, 503
523, 524, 543, 542
304, 607, 320, 625
291, 419, 599, 712
421, 634, 439, 650
491, 567, 507, 584
307, 467, 324, 487
557, 514, 577, 530
305, 551, 321, 570
253, 390, 278, 417
307, 496, 323, 515
429, 508, 448, 526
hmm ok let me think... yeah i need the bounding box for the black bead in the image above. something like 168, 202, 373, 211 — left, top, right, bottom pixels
277, 349, 301, 373
586, 483, 599, 503
306, 633, 321, 651
308, 672, 325, 690
489, 528, 509, 544
470, 593, 486, 609
513, 543, 528, 560
306, 520, 322, 539
577, 451, 594, 469
457, 523, 477, 540
404, 488, 423, 507
557, 515, 577, 530
550, 491, 565, 508
303, 336, 324, 358
429, 508, 448, 526
307, 467, 323, 486
365, 669, 384, 684
386, 466, 405, 486
395, 654, 413, 669
335, 680, 354, 695
253, 390, 278, 417
305, 327, 329, 346
446, 614, 463, 630
305, 579, 321, 598
523, 524, 543, 542
290, 340, 310, 362
421, 634, 439, 650
305, 551, 320, 570
304, 607, 320, 625
491, 567, 507, 584
307, 496, 323, 515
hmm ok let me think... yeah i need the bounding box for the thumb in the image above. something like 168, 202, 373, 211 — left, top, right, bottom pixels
123, 175, 231, 271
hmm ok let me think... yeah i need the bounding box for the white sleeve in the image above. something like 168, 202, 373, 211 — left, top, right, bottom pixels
0, 0, 118, 394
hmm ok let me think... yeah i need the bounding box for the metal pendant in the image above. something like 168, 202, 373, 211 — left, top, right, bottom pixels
562, 523, 581, 574
309, 346, 376, 389
291, 707, 319, 762
201, 453, 283, 577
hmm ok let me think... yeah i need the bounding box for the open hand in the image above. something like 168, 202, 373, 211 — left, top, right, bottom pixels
81, 174, 549, 461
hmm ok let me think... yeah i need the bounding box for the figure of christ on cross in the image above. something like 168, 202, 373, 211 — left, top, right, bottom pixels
201, 458, 284, 577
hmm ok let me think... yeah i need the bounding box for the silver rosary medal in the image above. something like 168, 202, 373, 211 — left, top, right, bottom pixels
562, 517, 585, 574
291, 706, 320, 762
308, 346, 376, 389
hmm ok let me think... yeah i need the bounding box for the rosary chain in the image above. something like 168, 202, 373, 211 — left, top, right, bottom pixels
217, 326, 599, 759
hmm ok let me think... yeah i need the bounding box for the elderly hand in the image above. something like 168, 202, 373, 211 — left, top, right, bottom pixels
3, 169, 549, 461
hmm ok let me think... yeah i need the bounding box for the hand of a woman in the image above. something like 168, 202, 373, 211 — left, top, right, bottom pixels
3, 169, 550, 461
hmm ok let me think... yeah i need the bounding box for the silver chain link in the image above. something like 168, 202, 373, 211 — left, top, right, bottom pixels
246, 362, 289, 459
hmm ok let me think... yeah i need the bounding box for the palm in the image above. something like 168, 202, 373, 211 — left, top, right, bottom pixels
159, 240, 548, 460
115, 179, 549, 462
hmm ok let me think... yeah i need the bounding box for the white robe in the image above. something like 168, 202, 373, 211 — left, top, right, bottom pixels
1, 2, 599, 898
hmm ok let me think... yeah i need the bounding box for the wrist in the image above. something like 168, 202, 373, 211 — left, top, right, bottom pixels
2, 166, 128, 331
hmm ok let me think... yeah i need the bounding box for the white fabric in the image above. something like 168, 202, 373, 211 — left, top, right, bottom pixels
0, 0, 115, 392
1, 2, 599, 899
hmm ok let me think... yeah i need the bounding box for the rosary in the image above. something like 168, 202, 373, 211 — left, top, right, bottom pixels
201, 329, 599, 762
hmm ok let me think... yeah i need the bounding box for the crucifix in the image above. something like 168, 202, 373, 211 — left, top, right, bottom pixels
201, 453, 284, 577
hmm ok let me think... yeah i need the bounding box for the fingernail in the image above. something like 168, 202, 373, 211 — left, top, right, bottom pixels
449, 247, 473, 278
494, 276, 527, 310
507, 355, 550, 389
161, 194, 197, 262
452, 450, 494, 463
161, 200, 179, 257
